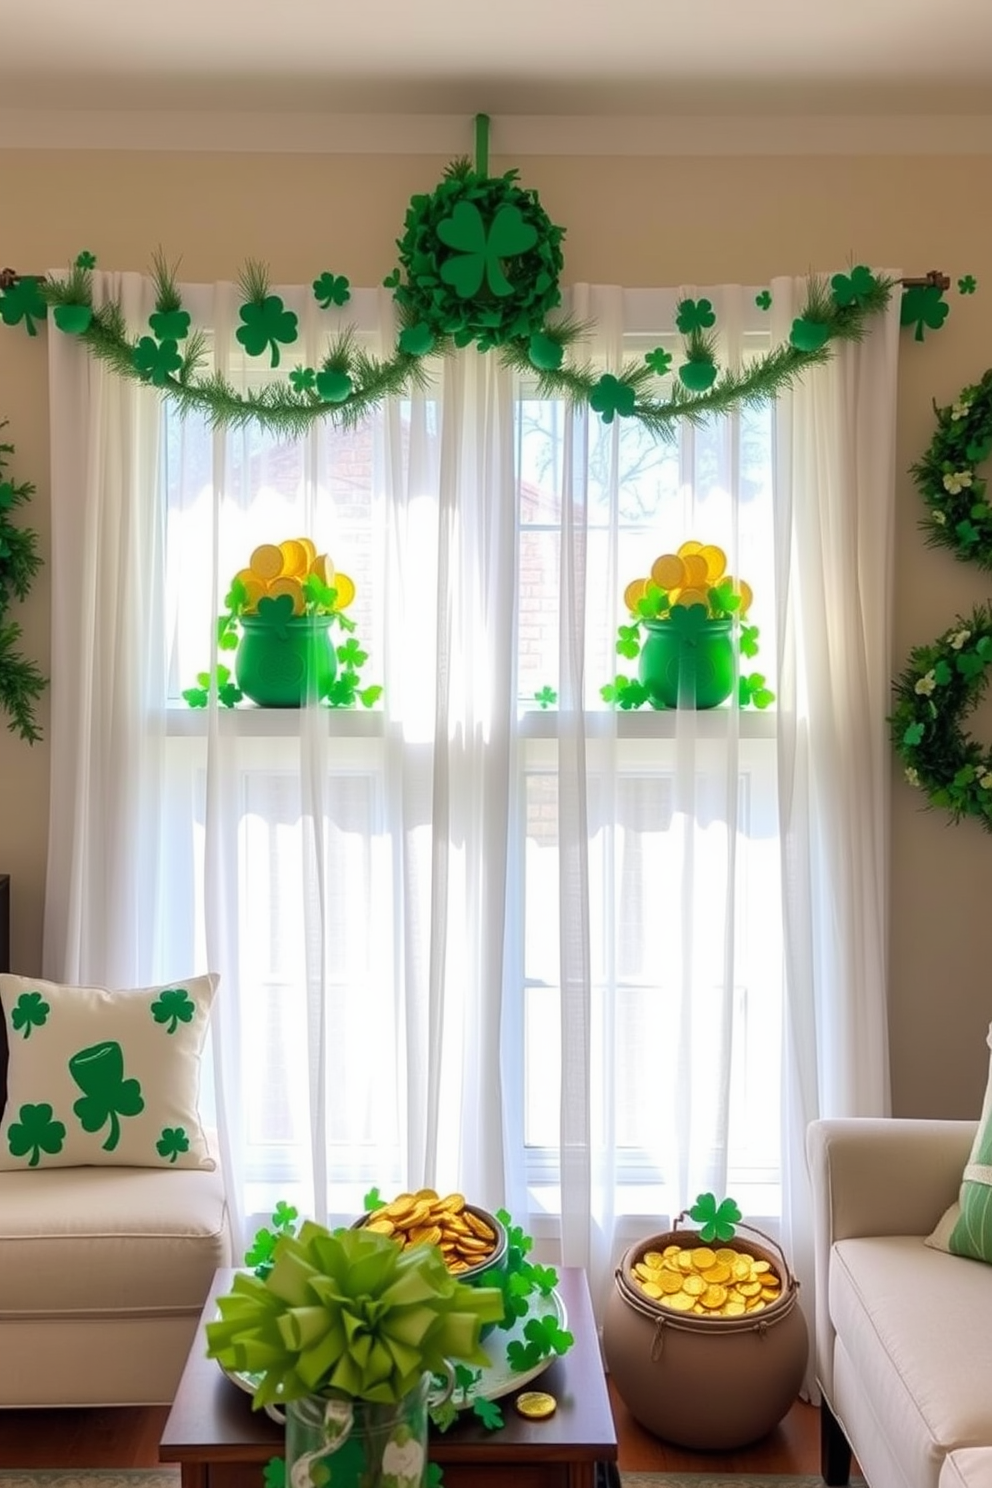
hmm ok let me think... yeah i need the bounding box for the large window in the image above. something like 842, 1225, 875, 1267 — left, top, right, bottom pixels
161, 290, 784, 1234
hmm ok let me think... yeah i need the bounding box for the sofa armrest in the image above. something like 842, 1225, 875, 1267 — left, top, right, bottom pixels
807, 1117, 974, 1243
806, 1116, 975, 1405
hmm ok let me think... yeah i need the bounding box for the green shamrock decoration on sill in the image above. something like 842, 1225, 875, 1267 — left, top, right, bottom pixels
958, 275, 977, 295
688, 1192, 743, 1242
7, 1102, 66, 1166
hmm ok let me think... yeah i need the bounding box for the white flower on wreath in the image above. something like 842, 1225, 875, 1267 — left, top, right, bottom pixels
904, 766, 921, 788
980, 771, 992, 791
950, 629, 972, 650
915, 670, 937, 696
943, 470, 974, 494
951, 398, 973, 421
933, 510, 947, 525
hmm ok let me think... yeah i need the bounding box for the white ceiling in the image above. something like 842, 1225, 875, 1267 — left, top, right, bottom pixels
4, 0, 992, 116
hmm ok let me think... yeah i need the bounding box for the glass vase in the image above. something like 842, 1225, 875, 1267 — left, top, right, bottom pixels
285, 1375, 438, 1488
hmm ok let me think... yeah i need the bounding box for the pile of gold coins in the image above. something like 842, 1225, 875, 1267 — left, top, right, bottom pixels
233, 539, 355, 617
629, 1242, 782, 1318
623, 541, 753, 620
361, 1188, 501, 1275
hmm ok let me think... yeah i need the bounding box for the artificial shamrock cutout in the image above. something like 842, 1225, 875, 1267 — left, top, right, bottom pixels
7, 1102, 66, 1166
182, 665, 242, 709
436, 201, 538, 299
900, 284, 949, 342
830, 265, 877, 308
958, 275, 977, 295
688, 1191, 742, 1242
53, 304, 94, 335
151, 986, 196, 1033
676, 298, 717, 334
133, 336, 183, 386
789, 317, 831, 352
645, 346, 673, 376
505, 1312, 574, 1372
589, 373, 636, 424
665, 603, 713, 643
69, 1040, 144, 1151
755, 290, 772, 311
312, 272, 351, 309
528, 331, 564, 371
0, 277, 48, 336
289, 366, 316, 394
156, 1127, 190, 1163
534, 686, 557, 708
315, 367, 353, 404
678, 356, 718, 392
11, 989, 50, 1038
235, 294, 299, 367
740, 672, 775, 709
473, 1397, 504, 1430
149, 307, 191, 342
600, 675, 650, 710
398, 322, 435, 357
255, 592, 297, 639
903, 721, 925, 747
336, 636, 368, 671
75, 251, 96, 270
263, 1460, 286, 1488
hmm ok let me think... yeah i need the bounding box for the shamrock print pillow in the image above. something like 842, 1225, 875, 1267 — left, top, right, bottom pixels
0, 973, 218, 1170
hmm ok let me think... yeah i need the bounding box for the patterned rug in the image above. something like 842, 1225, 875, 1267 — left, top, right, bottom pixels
0, 1475, 180, 1488
0, 1470, 862, 1488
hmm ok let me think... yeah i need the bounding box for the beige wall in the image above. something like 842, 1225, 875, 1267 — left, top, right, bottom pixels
1, 146, 990, 1117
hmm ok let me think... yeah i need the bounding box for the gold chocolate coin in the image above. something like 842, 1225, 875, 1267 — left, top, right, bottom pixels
516, 1391, 557, 1420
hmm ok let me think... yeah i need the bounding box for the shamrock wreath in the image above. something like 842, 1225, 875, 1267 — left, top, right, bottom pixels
890, 605, 992, 832
910, 368, 992, 571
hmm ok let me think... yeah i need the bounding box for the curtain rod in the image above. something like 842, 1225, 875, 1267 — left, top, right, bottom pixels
0, 267, 951, 293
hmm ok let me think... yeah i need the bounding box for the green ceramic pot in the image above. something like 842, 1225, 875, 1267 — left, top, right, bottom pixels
638, 616, 736, 710
236, 614, 337, 708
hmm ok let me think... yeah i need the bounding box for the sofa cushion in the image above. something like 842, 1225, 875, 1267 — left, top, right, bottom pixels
0, 1160, 229, 1315
941, 1450, 992, 1488
927, 1022, 992, 1263
830, 1233, 992, 1486
0, 972, 217, 1170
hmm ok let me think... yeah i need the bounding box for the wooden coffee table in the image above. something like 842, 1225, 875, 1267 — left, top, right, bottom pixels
160, 1265, 617, 1488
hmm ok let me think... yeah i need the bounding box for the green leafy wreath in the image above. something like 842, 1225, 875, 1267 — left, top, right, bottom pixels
910, 368, 992, 570
0, 116, 908, 441
890, 604, 992, 832
0, 425, 46, 743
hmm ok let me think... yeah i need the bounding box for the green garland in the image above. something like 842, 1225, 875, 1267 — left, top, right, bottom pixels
909, 368, 992, 571
0, 250, 897, 440
0, 425, 46, 743
0, 104, 904, 443
890, 605, 992, 832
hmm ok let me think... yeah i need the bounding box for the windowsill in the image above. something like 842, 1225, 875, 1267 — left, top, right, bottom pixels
165, 703, 777, 739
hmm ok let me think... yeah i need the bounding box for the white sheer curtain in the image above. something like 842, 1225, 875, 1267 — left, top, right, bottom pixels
43, 269, 898, 1333
771, 275, 900, 1396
